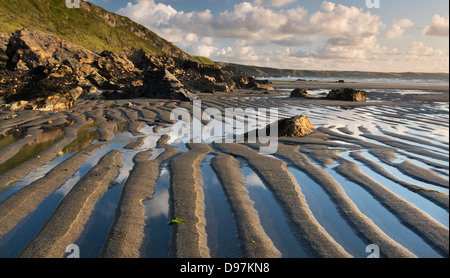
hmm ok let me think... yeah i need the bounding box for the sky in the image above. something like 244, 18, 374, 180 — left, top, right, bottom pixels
87, 0, 449, 73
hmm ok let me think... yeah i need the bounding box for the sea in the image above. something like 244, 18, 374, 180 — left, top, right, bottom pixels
257, 76, 449, 86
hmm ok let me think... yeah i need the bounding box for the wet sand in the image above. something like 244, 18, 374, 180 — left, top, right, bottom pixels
0, 81, 448, 258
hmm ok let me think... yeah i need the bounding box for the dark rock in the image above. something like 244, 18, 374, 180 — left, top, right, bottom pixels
327, 88, 367, 102
246, 79, 275, 91
290, 88, 310, 98
94, 51, 143, 89
129, 50, 255, 94
142, 69, 198, 101
3, 64, 78, 111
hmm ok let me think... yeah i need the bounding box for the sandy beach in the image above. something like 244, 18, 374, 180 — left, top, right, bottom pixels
0, 81, 448, 258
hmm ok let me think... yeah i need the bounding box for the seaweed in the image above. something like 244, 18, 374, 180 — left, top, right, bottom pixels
168, 218, 188, 225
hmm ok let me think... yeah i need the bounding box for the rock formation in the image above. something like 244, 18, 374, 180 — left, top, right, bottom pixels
290, 88, 310, 98
141, 69, 198, 101
276, 115, 315, 137
0, 28, 256, 111
248, 79, 275, 91
326, 88, 368, 102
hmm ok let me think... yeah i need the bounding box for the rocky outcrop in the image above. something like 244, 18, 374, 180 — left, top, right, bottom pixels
1, 29, 195, 110
6, 28, 98, 72
327, 88, 368, 102
290, 88, 310, 98
0, 28, 256, 110
128, 49, 256, 94
2, 28, 99, 110
87, 51, 143, 91
2, 64, 79, 111
141, 69, 198, 101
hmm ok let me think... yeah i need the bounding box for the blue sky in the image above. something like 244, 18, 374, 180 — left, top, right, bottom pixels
87, 0, 449, 72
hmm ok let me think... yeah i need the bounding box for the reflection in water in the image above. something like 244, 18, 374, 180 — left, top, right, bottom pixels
287, 166, 367, 257
75, 150, 136, 258
338, 151, 449, 228
0, 185, 65, 258
202, 155, 240, 258
0, 153, 71, 203
362, 151, 449, 195
142, 163, 171, 258
0, 128, 64, 176
0, 129, 25, 151
327, 167, 442, 258
241, 164, 309, 258
0, 142, 126, 258
60, 127, 100, 155
147, 167, 170, 219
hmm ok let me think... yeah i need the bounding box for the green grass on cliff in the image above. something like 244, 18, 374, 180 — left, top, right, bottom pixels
0, 0, 194, 61
193, 56, 215, 65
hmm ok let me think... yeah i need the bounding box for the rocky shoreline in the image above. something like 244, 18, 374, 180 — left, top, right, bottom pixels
0, 28, 272, 112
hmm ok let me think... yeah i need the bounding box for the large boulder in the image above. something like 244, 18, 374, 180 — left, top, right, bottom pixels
290, 88, 310, 98
327, 88, 367, 102
277, 115, 315, 137
245, 115, 314, 140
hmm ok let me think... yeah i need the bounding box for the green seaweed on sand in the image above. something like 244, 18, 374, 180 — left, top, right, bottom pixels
168, 218, 188, 225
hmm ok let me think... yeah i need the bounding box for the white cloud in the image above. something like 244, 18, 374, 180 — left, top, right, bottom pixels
310, 2, 383, 37
406, 41, 446, 57
117, 0, 213, 44
117, 0, 448, 72
213, 2, 291, 40
191, 37, 219, 57
385, 19, 414, 39
119, 1, 382, 41
118, 0, 177, 26
253, 0, 297, 7
423, 14, 449, 37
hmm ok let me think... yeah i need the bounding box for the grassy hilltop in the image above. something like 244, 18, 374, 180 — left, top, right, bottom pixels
0, 0, 213, 64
